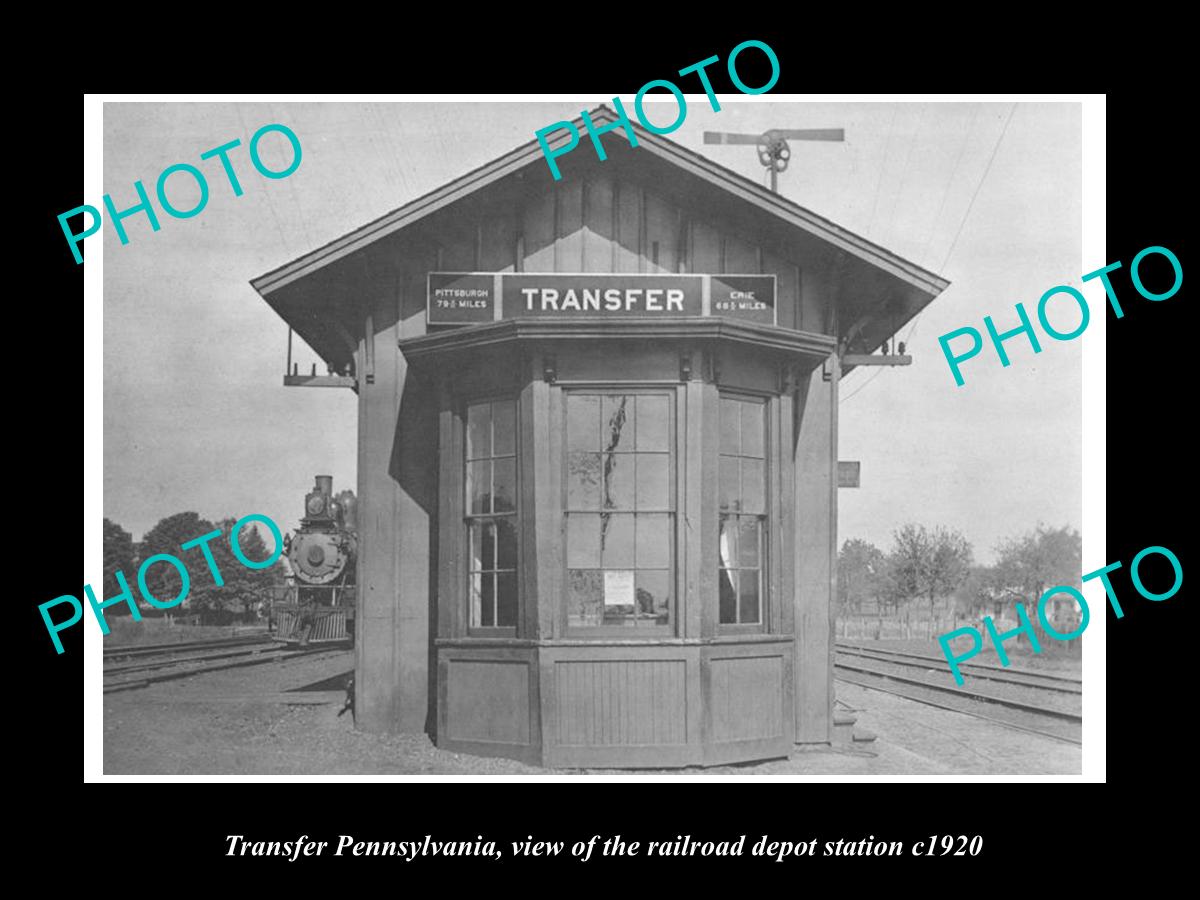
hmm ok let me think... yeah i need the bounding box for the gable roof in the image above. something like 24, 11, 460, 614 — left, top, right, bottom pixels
251, 105, 949, 299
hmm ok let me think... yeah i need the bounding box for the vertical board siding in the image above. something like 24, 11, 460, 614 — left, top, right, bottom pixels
522, 189, 555, 271
764, 251, 800, 330
691, 220, 722, 275
446, 660, 531, 743
437, 220, 476, 270
644, 191, 680, 273
554, 660, 687, 745
615, 183, 642, 273
582, 176, 615, 272
555, 179, 584, 270
709, 656, 783, 741
512, 176, 822, 331
724, 234, 759, 274
478, 209, 516, 272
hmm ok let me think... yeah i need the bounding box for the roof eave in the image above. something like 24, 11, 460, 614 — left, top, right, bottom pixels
250, 107, 949, 301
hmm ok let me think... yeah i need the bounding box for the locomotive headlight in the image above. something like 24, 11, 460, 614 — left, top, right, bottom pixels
306, 495, 326, 516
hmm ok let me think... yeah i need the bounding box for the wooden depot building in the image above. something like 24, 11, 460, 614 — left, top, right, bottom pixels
251, 107, 948, 768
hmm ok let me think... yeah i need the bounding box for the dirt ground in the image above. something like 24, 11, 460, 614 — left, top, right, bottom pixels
103, 647, 1081, 776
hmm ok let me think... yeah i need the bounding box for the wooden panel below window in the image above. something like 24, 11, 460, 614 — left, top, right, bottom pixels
708, 654, 784, 741
553, 659, 687, 745
445, 659, 532, 743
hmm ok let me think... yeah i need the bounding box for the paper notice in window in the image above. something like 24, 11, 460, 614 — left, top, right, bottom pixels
604, 570, 635, 608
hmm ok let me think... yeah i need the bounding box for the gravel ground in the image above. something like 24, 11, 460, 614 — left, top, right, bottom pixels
104, 647, 1081, 776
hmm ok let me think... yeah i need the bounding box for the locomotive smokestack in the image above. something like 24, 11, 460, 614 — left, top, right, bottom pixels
315, 475, 333, 497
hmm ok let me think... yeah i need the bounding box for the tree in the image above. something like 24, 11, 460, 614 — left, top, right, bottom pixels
187, 517, 285, 624
954, 565, 1002, 617
838, 538, 886, 614
990, 524, 1082, 605
886, 523, 974, 631
102, 518, 137, 615
138, 511, 216, 615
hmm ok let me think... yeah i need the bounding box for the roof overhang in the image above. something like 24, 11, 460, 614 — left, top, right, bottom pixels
251, 106, 950, 377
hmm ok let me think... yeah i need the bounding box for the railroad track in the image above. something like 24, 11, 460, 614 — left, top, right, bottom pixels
103, 637, 348, 694
104, 634, 275, 660
835, 642, 1082, 694
834, 645, 1082, 745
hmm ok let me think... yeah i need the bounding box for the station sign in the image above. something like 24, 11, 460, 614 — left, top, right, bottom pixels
427, 272, 496, 324
838, 461, 861, 488
710, 274, 776, 325
427, 273, 777, 326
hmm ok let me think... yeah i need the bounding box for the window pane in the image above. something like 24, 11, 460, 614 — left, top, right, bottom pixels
636, 395, 669, 451
739, 569, 761, 624
738, 517, 760, 568
567, 569, 603, 627
636, 570, 670, 623
481, 520, 496, 571
481, 571, 495, 627
637, 514, 670, 568
600, 513, 635, 568
741, 401, 764, 458
469, 521, 484, 572
603, 452, 635, 510
719, 568, 738, 624
467, 460, 491, 514
602, 395, 631, 451
636, 453, 670, 509
718, 515, 738, 570
566, 514, 600, 568
719, 457, 740, 512
493, 399, 516, 456
567, 452, 601, 509
496, 571, 518, 626
741, 458, 765, 515
467, 402, 491, 460
495, 516, 518, 570
566, 395, 599, 451
492, 457, 516, 513
720, 397, 741, 454
470, 572, 483, 626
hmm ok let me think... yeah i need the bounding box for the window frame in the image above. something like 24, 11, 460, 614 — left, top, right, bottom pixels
560, 385, 679, 639
461, 394, 521, 637
716, 389, 771, 635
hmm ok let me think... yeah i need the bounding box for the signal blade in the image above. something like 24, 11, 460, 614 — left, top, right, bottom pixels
703, 132, 763, 145
775, 129, 845, 141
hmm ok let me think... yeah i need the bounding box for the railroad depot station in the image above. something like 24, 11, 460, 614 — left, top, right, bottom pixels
251, 107, 948, 768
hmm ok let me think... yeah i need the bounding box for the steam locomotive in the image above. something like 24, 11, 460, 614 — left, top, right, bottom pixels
273, 475, 357, 646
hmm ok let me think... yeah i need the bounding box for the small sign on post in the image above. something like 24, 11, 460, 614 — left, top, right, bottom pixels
838, 461, 860, 488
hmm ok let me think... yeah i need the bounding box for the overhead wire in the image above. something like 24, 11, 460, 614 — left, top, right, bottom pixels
235, 102, 292, 258
881, 103, 927, 238
916, 104, 980, 269
865, 107, 898, 237
841, 103, 1017, 406
936, 102, 1018, 273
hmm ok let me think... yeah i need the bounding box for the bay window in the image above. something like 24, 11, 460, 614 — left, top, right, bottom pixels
718, 394, 767, 628
564, 391, 674, 631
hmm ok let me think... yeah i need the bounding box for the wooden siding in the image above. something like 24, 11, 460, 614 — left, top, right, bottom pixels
708, 655, 784, 741
554, 659, 688, 746
445, 659, 532, 743
412, 170, 835, 336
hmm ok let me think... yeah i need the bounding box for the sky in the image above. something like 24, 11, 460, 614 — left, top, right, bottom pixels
102, 99, 1083, 564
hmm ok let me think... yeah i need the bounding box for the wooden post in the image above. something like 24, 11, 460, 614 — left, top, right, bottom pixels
793, 354, 836, 743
